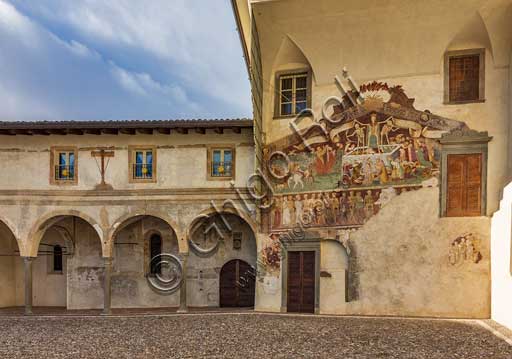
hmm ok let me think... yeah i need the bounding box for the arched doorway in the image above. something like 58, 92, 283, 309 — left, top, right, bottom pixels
219, 259, 255, 308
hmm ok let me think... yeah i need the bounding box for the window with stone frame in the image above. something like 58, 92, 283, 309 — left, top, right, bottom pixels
275, 71, 311, 117
207, 146, 235, 180
444, 49, 485, 104
129, 146, 157, 183
50, 147, 78, 185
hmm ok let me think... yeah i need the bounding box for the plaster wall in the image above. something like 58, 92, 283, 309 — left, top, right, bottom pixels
112, 217, 180, 308
0, 227, 17, 307
0, 130, 254, 190
319, 240, 348, 315
32, 228, 67, 307
187, 214, 257, 307
491, 181, 512, 329
66, 219, 104, 310
347, 187, 490, 318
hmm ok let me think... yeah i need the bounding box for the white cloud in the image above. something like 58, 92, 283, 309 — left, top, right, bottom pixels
10, 0, 251, 112
109, 61, 192, 106
0, 0, 250, 120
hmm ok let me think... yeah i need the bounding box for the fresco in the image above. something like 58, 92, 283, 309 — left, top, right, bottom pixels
266, 81, 467, 231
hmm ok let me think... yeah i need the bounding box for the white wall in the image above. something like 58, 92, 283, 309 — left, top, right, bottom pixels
491, 181, 512, 329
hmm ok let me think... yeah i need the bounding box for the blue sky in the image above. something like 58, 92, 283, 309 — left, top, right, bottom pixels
0, 0, 251, 121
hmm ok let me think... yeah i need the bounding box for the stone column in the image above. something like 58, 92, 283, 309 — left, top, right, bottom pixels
102, 257, 113, 315
23, 257, 35, 315
177, 253, 188, 313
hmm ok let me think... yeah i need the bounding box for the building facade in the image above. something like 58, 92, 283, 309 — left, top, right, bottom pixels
0, 119, 258, 313
232, 0, 512, 323
1, 0, 511, 326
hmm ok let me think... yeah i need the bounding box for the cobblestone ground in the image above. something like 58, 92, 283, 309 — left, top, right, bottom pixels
0, 313, 511, 358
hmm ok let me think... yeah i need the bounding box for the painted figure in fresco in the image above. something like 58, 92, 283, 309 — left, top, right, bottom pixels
406, 141, 417, 162
339, 193, 348, 223
380, 119, 398, 146
375, 159, 389, 184
362, 160, 374, 186
294, 195, 303, 225
323, 193, 336, 225
273, 197, 281, 228
330, 193, 340, 223
367, 114, 380, 150
288, 164, 305, 190
282, 196, 291, 227
314, 144, 337, 175
364, 190, 375, 220
287, 195, 296, 225
347, 123, 366, 151
348, 191, 357, 224
355, 192, 365, 222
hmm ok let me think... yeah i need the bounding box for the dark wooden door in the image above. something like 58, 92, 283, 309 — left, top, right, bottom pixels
287, 251, 315, 313
447, 154, 482, 217
220, 259, 255, 308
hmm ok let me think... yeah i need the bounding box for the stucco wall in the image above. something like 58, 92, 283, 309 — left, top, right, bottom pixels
348, 187, 490, 318
491, 181, 512, 329
187, 214, 257, 307
112, 217, 180, 308
0, 131, 254, 191
0, 226, 17, 307
67, 219, 104, 310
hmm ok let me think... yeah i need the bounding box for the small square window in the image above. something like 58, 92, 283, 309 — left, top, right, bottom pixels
275, 71, 311, 117
207, 146, 235, 181
444, 49, 485, 104
50, 147, 78, 185
129, 146, 156, 183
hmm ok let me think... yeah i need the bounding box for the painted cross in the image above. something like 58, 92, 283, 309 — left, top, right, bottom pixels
91, 148, 115, 190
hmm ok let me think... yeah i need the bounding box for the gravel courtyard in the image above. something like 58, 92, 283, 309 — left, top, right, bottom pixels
0, 313, 511, 358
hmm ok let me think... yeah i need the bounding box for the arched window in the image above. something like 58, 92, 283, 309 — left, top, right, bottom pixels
149, 234, 162, 275
53, 245, 63, 272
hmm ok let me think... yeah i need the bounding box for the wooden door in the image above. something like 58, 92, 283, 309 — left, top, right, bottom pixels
219, 259, 255, 308
287, 251, 315, 313
447, 154, 482, 217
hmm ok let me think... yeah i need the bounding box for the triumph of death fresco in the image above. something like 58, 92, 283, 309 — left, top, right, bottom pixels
265, 81, 468, 231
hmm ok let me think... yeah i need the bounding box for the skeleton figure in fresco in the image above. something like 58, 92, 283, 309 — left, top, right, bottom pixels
355, 192, 365, 222
348, 191, 357, 224
273, 197, 282, 228
364, 190, 375, 220
347, 123, 366, 151
294, 195, 303, 225
380, 119, 398, 145
330, 193, 340, 224
313, 194, 326, 225
339, 192, 348, 223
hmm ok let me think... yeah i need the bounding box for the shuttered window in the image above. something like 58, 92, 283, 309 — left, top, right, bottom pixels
446, 154, 482, 217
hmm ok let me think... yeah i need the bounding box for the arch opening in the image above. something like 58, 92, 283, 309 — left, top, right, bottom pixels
111, 215, 181, 308
31, 215, 103, 309
0, 220, 21, 308
187, 212, 257, 308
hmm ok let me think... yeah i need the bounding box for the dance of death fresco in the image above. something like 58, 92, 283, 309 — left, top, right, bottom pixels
266, 82, 468, 230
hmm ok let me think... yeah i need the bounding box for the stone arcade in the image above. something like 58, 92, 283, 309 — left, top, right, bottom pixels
0, 0, 512, 328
